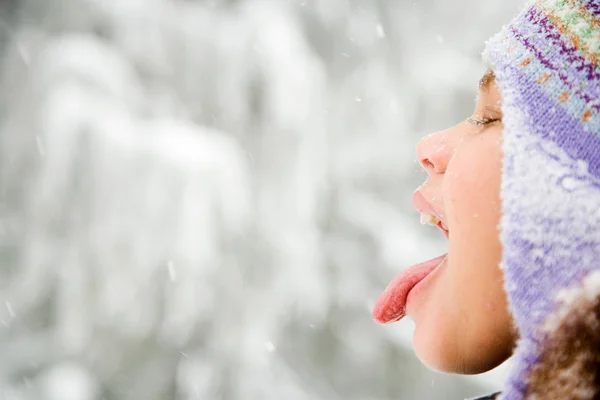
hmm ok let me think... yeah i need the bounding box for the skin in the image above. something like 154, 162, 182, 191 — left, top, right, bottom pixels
408, 71, 518, 374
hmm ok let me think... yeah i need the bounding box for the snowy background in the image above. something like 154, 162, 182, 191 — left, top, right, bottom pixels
0, 0, 524, 399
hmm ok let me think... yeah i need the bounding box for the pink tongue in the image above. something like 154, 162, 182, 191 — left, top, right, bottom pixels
373, 254, 447, 324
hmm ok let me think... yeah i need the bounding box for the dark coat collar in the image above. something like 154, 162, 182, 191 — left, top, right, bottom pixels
468, 392, 500, 400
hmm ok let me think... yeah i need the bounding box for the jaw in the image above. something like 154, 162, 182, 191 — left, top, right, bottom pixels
411, 249, 514, 374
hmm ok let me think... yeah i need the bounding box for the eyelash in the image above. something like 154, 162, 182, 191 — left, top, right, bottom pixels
467, 117, 501, 127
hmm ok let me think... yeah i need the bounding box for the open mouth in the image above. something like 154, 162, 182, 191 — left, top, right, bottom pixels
372, 191, 449, 324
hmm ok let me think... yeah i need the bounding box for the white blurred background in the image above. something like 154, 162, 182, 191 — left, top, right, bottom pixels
0, 0, 524, 399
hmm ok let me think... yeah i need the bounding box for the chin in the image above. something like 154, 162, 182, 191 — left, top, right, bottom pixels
412, 322, 508, 375
412, 325, 462, 373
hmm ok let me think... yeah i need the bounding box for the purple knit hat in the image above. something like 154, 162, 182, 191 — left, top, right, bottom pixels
484, 1, 600, 398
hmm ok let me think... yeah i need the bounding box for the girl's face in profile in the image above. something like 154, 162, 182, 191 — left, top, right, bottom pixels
410, 72, 517, 374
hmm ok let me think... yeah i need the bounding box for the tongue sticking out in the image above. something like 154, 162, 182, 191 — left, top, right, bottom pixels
373, 254, 447, 324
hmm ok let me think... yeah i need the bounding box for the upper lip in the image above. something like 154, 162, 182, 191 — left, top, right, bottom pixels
412, 190, 449, 238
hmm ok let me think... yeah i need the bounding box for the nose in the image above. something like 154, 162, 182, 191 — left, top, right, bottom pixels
416, 130, 450, 175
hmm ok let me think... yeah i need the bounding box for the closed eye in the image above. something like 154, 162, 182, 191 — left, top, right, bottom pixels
467, 117, 501, 127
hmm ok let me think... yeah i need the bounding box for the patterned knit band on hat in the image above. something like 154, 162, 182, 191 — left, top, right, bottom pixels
484, 0, 600, 399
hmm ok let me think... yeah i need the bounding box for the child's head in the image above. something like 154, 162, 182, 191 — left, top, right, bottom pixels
374, 1, 600, 395
409, 72, 517, 374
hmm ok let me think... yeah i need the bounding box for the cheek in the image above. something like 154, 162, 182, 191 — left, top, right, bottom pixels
442, 131, 503, 235
446, 135, 502, 226
445, 133, 503, 302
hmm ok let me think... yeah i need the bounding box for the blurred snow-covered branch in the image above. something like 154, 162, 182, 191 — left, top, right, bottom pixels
0, 0, 522, 399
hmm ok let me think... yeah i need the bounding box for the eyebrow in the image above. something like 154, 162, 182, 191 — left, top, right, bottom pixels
479, 70, 496, 92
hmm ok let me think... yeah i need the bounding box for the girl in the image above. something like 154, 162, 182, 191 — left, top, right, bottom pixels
373, 1, 600, 399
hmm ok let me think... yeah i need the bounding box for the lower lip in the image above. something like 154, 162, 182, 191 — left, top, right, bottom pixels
406, 255, 447, 313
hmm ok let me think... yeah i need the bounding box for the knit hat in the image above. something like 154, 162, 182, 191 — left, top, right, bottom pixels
484, 1, 600, 398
